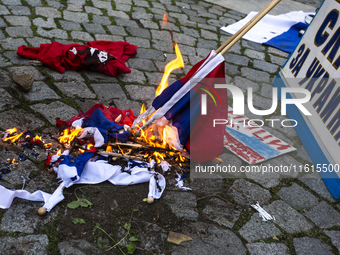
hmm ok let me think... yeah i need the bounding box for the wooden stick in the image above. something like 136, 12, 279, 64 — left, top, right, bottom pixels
216, 0, 281, 55
110, 142, 180, 153
99, 151, 145, 161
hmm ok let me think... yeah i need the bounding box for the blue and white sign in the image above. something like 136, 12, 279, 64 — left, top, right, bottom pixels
274, 0, 340, 199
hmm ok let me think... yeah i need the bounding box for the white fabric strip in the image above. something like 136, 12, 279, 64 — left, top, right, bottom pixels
221, 11, 314, 44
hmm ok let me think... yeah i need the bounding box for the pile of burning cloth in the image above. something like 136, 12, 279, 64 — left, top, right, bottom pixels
0, 104, 168, 212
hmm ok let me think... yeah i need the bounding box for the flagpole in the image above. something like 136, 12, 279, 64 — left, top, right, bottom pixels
216, 0, 281, 55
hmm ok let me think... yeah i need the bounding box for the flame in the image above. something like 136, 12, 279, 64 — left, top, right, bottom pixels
44, 143, 52, 149
6, 127, 17, 134
3, 131, 25, 143
140, 103, 146, 115
153, 152, 164, 164
33, 135, 42, 143
87, 143, 94, 150
56, 148, 62, 156
79, 148, 85, 153
155, 43, 184, 96
58, 127, 82, 145
106, 144, 113, 152
11, 158, 15, 164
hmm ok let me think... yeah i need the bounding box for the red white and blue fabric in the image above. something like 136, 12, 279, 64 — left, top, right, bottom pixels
133, 51, 228, 162
221, 11, 314, 53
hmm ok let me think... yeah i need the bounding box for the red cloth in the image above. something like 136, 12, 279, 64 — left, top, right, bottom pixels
17, 41, 137, 76
56, 103, 137, 129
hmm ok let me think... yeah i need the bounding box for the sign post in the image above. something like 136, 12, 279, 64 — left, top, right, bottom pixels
274, 0, 340, 199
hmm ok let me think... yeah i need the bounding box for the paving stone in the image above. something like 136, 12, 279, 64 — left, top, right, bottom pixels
131, 11, 153, 20
0, 108, 45, 130
92, 0, 111, 9
197, 38, 218, 50
67, 3, 83, 11
55, 81, 95, 98
125, 37, 150, 48
220, 36, 242, 54
251, 93, 276, 111
268, 47, 290, 58
35, 7, 61, 18
125, 85, 156, 101
68, 0, 86, 4
92, 14, 111, 25
304, 201, 340, 228
181, 27, 200, 38
21, 81, 60, 101
0, 5, 10, 15
163, 191, 198, 220
117, 69, 146, 84
140, 19, 159, 29
225, 63, 240, 76
92, 83, 126, 102
58, 239, 104, 255
324, 230, 340, 252
3, 51, 27, 65
115, 3, 131, 12
224, 53, 249, 66
4, 15, 30, 26
165, 4, 181, 12
63, 10, 88, 22
133, 6, 147, 13
271, 54, 287, 66
253, 59, 279, 73
293, 237, 333, 255
245, 49, 265, 60
107, 10, 130, 20
260, 83, 274, 98
94, 34, 123, 41
151, 30, 171, 41
219, 16, 237, 26
211, 152, 243, 177
151, 7, 168, 15
239, 213, 282, 242
173, 32, 196, 46
115, 18, 138, 28
46, 0, 66, 9
247, 243, 289, 255
0, 199, 58, 233
229, 179, 272, 206
83, 23, 105, 34
133, 0, 149, 7
277, 183, 318, 210
152, 2, 165, 9
234, 76, 260, 92
297, 146, 312, 163
8, 66, 44, 81
241, 40, 266, 51
152, 39, 174, 52
71, 31, 94, 41
37, 27, 68, 39
58, 21, 81, 31
298, 172, 336, 202
178, 43, 196, 56
0, 235, 49, 255
172, 222, 247, 255
0, 88, 19, 110
9, 5, 30, 15
83, 71, 117, 82
202, 197, 241, 228
196, 48, 212, 58
6, 26, 33, 38
107, 25, 127, 36
264, 200, 313, 234
84, 6, 102, 15
0, 17, 6, 28
126, 26, 150, 39
33, 17, 56, 28
128, 58, 157, 71
114, 99, 141, 116
201, 29, 218, 40
2, 0, 21, 5
30, 101, 78, 125
241, 67, 270, 83
190, 170, 224, 195
136, 48, 164, 61
45, 69, 85, 82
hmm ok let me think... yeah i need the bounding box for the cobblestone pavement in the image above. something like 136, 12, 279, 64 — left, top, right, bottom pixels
0, 0, 339, 255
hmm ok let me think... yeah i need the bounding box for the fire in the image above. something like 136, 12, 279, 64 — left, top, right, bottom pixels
6, 127, 17, 135
56, 148, 62, 156
44, 143, 52, 149
106, 144, 113, 152
33, 135, 42, 143
79, 148, 85, 153
3, 131, 25, 143
155, 43, 184, 96
58, 127, 82, 145
87, 143, 94, 150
